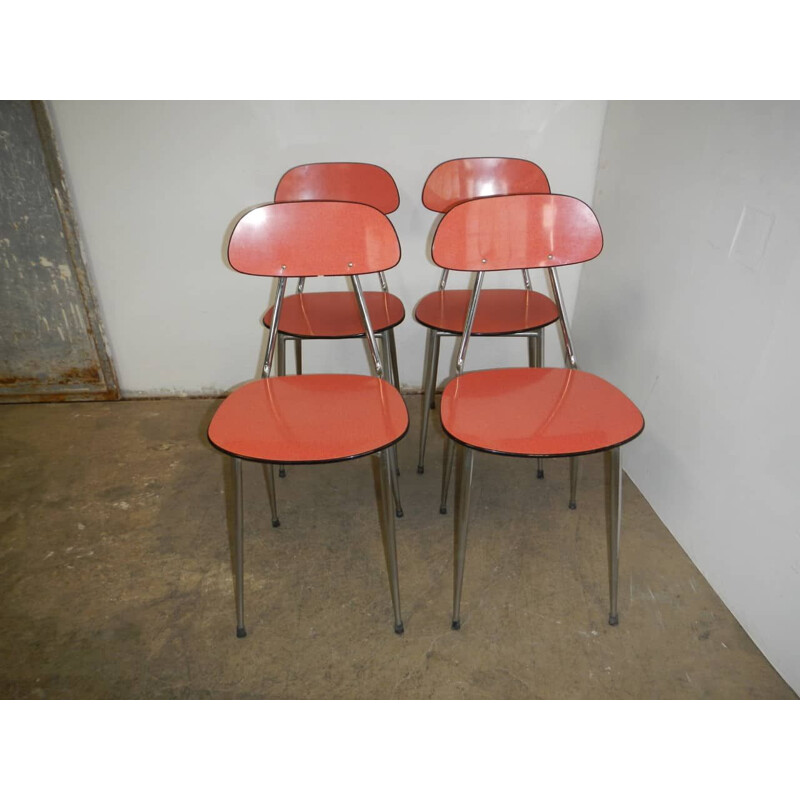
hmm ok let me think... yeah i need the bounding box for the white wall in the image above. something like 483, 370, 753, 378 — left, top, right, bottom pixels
49, 101, 607, 395
574, 101, 800, 693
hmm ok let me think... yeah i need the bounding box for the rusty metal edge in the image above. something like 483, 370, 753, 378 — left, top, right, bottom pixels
0, 391, 227, 405
0, 389, 119, 404
30, 100, 121, 401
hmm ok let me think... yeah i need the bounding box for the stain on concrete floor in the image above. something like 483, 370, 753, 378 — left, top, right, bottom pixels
0, 397, 795, 699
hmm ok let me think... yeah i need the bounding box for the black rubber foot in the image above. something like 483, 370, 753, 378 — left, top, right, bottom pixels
569, 502, 577, 510
272, 518, 280, 528
395, 509, 404, 518
451, 620, 461, 630
608, 614, 619, 626
394, 622, 405, 635
236, 626, 247, 638
537, 469, 545, 479
396, 469, 400, 476
278, 468, 286, 478
430, 402, 436, 410
417, 465, 424, 474
439, 506, 447, 515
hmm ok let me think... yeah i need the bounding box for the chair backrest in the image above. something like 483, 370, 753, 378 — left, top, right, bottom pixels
228, 201, 401, 278
275, 162, 400, 215
422, 157, 551, 213
431, 194, 603, 273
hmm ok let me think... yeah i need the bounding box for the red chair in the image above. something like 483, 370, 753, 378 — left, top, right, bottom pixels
431, 193, 644, 629
209, 200, 408, 637
266, 162, 403, 393
416, 158, 581, 513
264, 162, 405, 513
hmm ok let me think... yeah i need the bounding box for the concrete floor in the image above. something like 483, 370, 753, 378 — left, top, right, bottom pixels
0, 395, 795, 699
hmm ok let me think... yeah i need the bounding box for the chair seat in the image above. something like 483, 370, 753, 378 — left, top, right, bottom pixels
414, 289, 559, 335
441, 367, 644, 458
208, 374, 408, 464
263, 291, 405, 338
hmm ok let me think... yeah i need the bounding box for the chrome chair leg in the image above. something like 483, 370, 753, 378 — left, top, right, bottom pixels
294, 337, 302, 375
387, 333, 402, 477
535, 325, 544, 368
440, 436, 455, 514
378, 448, 404, 634
278, 332, 286, 376
528, 331, 545, 479
417, 329, 438, 474
233, 457, 246, 638
278, 334, 287, 478
261, 333, 271, 378
263, 463, 280, 527
452, 445, 474, 630
379, 333, 402, 482
608, 447, 621, 625
569, 455, 579, 510
378, 331, 397, 388
527, 334, 537, 367
387, 327, 401, 391
388, 445, 404, 518
430, 331, 440, 409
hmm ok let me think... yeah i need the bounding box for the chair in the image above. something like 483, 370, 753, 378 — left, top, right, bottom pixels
208, 200, 408, 637
265, 162, 405, 514
430, 193, 645, 630
415, 158, 581, 513
266, 162, 403, 403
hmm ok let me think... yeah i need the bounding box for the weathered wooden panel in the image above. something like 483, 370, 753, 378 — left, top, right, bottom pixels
0, 101, 117, 402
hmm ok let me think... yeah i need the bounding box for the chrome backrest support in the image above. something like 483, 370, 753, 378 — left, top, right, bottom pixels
455, 271, 485, 375
546, 267, 578, 369
263, 277, 288, 377
350, 274, 385, 379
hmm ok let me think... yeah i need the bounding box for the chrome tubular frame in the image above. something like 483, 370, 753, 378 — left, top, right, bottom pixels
527, 329, 545, 480
377, 267, 400, 390
292, 279, 304, 374
416, 328, 440, 474
264, 463, 279, 527
455, 271, 485, 373
452, 444, 474, 629
378, 332, 402, 485
546, 266, 582, 508
440, 272, 484, 514
350, 275, 384, 378
263, 278, 288, 503
546, 267, 578, 371
233, 456, 246, 638
522, 268, 533, 291
294, 338, 302, 375
262, 277, 288, 378
277, 331, 288, 478
608, 447, 622, 625
352, 274, 404, 518
387, 328, 400, 390
379, 331, 398, 391
569, 458, 580, 511
277, 332, 286, 379
379, 447, 404, 634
